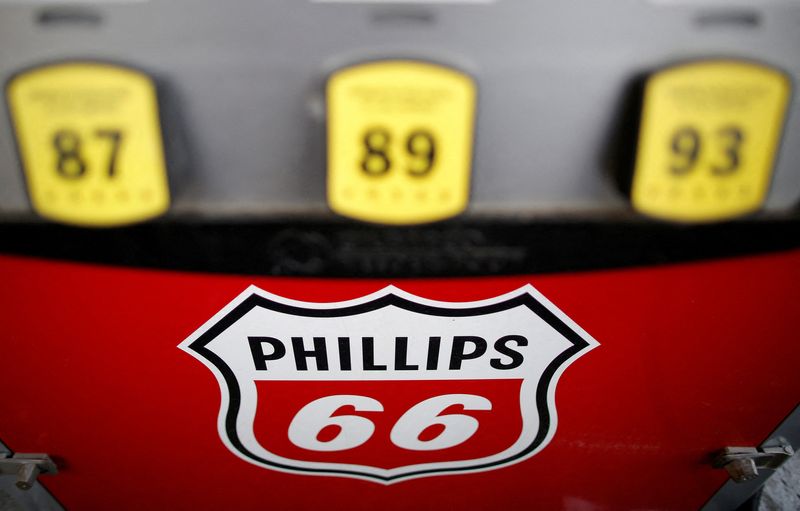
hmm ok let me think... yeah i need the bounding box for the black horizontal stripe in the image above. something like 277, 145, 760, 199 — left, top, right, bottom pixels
0, 215, 797, 277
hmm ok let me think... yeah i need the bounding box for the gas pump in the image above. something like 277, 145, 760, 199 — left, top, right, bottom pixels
0, 2, 798, 510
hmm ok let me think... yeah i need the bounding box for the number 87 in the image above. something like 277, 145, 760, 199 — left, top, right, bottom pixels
53, 128, 123, 179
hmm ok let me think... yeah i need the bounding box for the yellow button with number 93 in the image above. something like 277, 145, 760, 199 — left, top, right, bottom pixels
327, 60, 477, 225
6, 61, 171, 227
631, 60, 791, 223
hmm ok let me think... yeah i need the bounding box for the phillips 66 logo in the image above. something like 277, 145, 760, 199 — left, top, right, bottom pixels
179, 285, 598, 483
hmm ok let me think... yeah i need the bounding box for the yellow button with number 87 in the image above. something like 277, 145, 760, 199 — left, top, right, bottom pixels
631, 60, 791, 223
327, 60, 477, 225
6, 61, 171, 227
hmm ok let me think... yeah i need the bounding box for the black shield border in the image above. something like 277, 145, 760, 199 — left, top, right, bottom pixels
185, 288, 592, 482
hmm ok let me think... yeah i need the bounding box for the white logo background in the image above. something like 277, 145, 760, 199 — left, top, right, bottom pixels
179, 284, 599, 483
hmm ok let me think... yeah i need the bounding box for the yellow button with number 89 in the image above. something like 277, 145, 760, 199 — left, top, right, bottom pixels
6, 61, 171, 227
327, 60, 477, 225
631, 60, 791, 223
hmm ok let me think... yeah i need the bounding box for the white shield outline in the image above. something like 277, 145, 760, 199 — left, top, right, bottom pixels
178, 284, 599, 483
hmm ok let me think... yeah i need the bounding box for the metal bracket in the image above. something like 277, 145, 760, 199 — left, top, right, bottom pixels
0, 453, 58, 490
712, 444, 794, 483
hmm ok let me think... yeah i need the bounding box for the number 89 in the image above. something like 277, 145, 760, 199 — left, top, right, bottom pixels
361, 128, 437, 177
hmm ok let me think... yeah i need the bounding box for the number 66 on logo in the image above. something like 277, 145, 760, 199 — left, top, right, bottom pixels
289, 393, 491, 452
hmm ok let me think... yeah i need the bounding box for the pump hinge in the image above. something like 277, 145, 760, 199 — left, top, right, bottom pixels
712, 444, 794, 483
0, 453, 58, 490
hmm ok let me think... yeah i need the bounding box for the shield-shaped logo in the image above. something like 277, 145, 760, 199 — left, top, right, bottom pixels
179, 285, 598, 483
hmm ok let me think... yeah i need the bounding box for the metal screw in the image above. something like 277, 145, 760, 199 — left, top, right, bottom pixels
16, 463, 41, 490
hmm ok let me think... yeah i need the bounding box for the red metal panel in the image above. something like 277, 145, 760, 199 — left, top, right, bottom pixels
1, 250, 798, 510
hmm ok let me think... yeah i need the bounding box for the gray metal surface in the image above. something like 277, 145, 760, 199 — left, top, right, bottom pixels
761, 450, 800, 511
703, 404, 800, 511
0, 0, 799, 220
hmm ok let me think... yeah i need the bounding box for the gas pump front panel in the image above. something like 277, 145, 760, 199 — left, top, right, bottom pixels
1, 250, 800, 510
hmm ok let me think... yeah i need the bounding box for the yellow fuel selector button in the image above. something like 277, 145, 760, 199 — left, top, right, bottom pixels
326, 60, 477, 225
630, 60, 790, 223
6, 61, 171, 227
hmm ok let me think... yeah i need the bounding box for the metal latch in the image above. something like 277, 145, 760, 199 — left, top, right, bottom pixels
0, 453, 58, 490
713, 445, 794, 483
